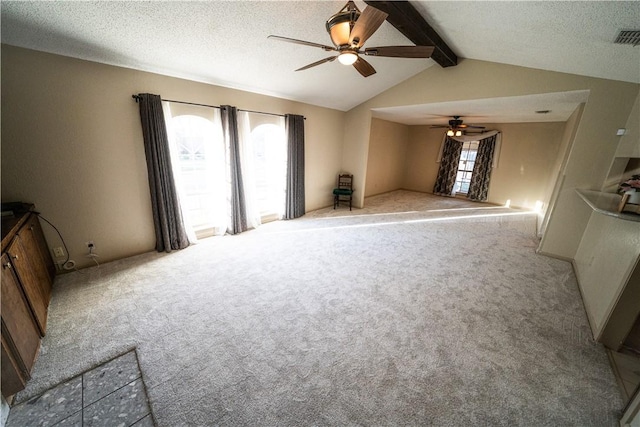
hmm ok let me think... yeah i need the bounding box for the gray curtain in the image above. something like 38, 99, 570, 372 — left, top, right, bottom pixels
433, 137, 463, 196
221, 105, 247, 235
137, 93, 190, 252
284, 114, 305, 219
467, 134, 497, 201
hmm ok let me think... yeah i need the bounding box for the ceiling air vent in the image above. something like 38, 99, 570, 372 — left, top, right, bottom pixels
614, 30, 640, 46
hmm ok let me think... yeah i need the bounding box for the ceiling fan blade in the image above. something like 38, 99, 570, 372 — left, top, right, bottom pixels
465, 125, 486, 129
268, 35, 336, 52
295, 55, 338, 71
353, 56, 376, 77
364, 45, 435, 58
349, 6, 388, 48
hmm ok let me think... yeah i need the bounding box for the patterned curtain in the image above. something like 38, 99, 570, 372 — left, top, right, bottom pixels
284, 114, 305, 219
221, 105, 247, 235
467, 134, 497, 201
137, 93, 190, 252
433, 137, 463, 196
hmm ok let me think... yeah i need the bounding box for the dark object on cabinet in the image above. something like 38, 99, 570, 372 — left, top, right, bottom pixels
1, 203, 55, 398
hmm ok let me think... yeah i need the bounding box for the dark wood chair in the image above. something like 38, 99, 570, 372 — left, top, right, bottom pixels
333, 174, 354, 210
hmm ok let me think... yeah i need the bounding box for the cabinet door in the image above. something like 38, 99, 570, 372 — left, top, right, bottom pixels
25, 214, 56, 285
1, 334, 28, 397
6, 237, 48, 335
1, 253, 41, 374
20, 215, 53, 304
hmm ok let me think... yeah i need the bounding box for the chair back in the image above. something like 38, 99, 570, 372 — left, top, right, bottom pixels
337, 174, 353, 190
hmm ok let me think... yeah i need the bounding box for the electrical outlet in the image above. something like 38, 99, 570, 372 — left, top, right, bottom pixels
53, 247, 65, 258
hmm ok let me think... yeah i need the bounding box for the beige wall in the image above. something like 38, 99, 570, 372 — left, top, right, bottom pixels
343, 58, 639, 259
604, 89, 640, 192
364, 118, 409, 197
488, 122, 565, 209
573, 212, 640, 338
538, 104, 584, 236
401, 122, 565, 210
1, 45, 345, 268
615, 89, 640, 159
404, 127, 443, 194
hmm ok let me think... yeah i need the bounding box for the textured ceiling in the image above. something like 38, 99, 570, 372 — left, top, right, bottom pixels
1, 1, 639, 117
413, 1, 640, 85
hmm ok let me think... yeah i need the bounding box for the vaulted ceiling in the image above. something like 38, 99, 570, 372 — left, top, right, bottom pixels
2, 1, 639, 121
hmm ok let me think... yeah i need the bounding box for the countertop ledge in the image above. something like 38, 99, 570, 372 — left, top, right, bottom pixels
576, 189, 640, 223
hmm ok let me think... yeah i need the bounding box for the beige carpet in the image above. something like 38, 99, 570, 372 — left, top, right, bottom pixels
16, 190, 622, 426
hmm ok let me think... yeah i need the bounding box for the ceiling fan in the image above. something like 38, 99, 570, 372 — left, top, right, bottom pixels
431, 116, 486, 136
268, 1, 435, 77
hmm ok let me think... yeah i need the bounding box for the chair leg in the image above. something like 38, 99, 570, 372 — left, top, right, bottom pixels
349, 196, 352, 211
333, 195, 337, 209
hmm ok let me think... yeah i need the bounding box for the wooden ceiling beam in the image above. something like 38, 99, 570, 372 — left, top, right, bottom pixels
364, 1, 458, 68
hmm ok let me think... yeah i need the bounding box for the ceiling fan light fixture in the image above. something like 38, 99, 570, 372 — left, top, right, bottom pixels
338, 51, 358, 65
455, 130, 462, 137
328, 20, 352, 46
326, 1, 360, 47
447, 129, 454, 137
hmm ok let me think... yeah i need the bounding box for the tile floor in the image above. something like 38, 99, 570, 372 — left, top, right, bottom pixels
6, 350, 155, 427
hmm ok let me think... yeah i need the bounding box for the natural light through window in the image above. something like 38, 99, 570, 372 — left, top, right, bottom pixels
251, 124, 286, 222
171, 115, 226, 237
453, 141, 479, 194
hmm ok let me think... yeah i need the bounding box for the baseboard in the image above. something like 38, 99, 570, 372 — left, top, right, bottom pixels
535, 249, 573, 263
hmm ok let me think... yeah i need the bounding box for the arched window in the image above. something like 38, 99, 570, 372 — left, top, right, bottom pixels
170, 114, 227, 237
163, 104, 288, 238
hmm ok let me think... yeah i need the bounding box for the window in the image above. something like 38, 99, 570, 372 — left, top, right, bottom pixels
165, 105, 288, 238
170, 114, 227, 237
249, 123, 286, 222
453, 141, 479, 194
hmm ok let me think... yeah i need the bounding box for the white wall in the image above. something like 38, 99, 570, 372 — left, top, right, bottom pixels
1, 45, 345, 268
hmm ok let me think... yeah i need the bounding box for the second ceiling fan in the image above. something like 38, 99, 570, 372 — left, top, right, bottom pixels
431, 116, 486, 136
269, 1, 435, 77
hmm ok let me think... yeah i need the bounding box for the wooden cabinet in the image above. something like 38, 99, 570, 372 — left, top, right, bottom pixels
1, 253, 41, 396
1, 204, 55, 398
6, 234, 50, 335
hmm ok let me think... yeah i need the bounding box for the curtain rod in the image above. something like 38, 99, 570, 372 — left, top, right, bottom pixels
131, 95, 305, 119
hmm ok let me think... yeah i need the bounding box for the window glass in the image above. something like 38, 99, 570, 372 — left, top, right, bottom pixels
454, 141, 479, 194
250, 123, 286, 220
171, 115, 226, 236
